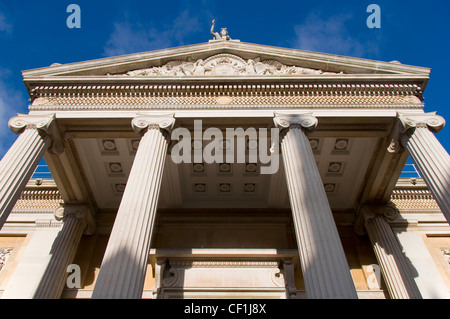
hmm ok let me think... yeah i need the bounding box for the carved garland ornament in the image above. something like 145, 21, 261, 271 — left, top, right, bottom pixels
125, 54, 339, 77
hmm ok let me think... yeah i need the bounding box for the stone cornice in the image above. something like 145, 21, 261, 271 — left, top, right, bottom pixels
22, 41, 431, 78
17, 189, 62, 201
27, 82, 424, 111
394, 177, 428, 188
29, 83, 423, 101
391, 188, 434, 200
30, 102, 424, 112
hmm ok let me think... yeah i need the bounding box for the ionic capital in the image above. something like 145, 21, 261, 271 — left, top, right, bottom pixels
388, 112, 445, 154
8, 113, 64, 155
131, 113, 175, 136
273, 113, 318, 132
54, 204, 96, 235
361, 203, 400, 224
398, 112, 446, 134
9, 113, 55, 136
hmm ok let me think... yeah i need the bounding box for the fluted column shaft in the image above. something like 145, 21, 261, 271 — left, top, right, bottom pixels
363, 205, 422, 299
92, 114, 174, 299
275, 113, 357, 299
0, 114, 61, 229
33, 205, 95, 299
396, 113, 450, 224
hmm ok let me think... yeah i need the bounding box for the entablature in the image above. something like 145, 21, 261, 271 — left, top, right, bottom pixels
27, 82, 424, 112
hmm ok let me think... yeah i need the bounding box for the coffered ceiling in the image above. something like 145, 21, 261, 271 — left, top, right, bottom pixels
71, 133, 379, 211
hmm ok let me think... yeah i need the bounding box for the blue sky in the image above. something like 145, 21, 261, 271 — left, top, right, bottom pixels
0, 0, 449, 171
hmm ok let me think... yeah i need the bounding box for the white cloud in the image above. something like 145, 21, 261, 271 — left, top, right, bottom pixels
103, 23, 170, 57
0, 11, 18, 158
0, 10, 12, 33
293, 12, 378, 58
103, 10, 201, 57
170, 10, 202, 44
0, 69, 26, 158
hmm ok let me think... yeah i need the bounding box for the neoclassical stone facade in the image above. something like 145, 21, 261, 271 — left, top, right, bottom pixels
0, 39, 449, 299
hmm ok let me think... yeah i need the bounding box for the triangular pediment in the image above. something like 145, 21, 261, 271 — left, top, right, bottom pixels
22, 40, 431, 94
23, 41, 431, 77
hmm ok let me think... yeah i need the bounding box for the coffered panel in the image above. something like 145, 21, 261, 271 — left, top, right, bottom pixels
71, 133, 379, 212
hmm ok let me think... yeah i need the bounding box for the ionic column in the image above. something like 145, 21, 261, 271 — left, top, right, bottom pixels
362, 204, 422, 299
274, 113, 357, 299
33, 205, 95, 299
0, 114, 63, 229
391, 112, 450, 224
92, 114, 175, 299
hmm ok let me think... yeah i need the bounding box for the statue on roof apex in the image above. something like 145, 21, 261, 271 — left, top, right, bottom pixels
210, 19, 231, 41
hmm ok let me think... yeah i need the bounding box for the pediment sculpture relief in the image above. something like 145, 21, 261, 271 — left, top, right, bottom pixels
124, 54, 340, 77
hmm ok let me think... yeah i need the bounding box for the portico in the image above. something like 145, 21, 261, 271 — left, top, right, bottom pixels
0, 40, 449, 299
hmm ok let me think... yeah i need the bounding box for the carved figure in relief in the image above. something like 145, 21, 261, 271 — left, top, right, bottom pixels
192, 59, 212, 75
284, 65, 323, 75
255, 60, 282, 75
163, 62, 186, 76
210, 19, 231, 41
246, 59, 257, 75
125, 54, 339, 77
127, 68, 152, 76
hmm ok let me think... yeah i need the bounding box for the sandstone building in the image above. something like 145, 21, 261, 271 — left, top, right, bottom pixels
0, 36, 449, 299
